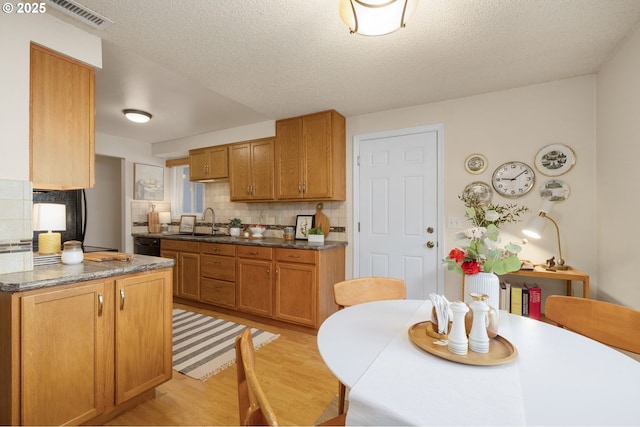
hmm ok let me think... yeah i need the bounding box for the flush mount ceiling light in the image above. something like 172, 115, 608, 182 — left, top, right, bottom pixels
123, 109, 152, 123
339, 0, 418, 36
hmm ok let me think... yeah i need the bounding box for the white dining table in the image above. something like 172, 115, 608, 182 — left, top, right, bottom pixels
317, 299, 640, 426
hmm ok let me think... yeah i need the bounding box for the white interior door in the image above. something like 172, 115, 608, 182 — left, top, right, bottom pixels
355, 125, 443, 299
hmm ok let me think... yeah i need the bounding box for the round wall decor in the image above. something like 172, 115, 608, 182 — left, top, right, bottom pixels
540, 179, 570, 202
534, 144, 576, 176
464, 154, 488, 174
463, 181, 493, 205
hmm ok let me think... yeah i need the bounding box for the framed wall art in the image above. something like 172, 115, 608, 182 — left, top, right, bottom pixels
134, 163, 164, 200
295, 215, 314, 240
464, 154, 488, 175
534, 144, 576, 177
178, 215, 197, 233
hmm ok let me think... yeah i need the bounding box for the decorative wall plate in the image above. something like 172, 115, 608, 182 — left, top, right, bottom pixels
464, 154, 488, 174
540, 179, 570, 202
535, 144, 576, 176
463, 181, 493, 205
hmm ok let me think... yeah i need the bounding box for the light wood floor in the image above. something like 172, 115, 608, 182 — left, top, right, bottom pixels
106, 303, 340, 426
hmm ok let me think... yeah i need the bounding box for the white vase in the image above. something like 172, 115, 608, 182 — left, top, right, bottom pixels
464, 272, 500, 313
229, 227, 241, 237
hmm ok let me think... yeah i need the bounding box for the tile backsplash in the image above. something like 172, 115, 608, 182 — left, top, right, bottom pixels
131, 181, 347, 241
0, 179, 33, 274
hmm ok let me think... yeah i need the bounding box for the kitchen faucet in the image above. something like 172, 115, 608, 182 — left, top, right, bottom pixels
202, 207, 217, 234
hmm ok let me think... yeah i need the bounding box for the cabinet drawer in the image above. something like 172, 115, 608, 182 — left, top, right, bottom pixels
275, 248, 317, 264
201, 278, 236, 308
201, 254, 236, 281
200, 242, 235, 256
237, 245, 273, 260
161, 239, 199, 252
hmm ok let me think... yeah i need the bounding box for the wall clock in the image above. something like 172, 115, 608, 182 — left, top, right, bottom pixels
464, 154, 488, 174
534, 143, 576, 176
491, 161, 535, 198
463, 181, 492, 205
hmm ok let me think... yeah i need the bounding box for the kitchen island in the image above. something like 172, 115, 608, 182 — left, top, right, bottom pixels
135, 233, 347, 334
0, 255, 174, 426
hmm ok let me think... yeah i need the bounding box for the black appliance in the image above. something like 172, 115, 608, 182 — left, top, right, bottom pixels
134, 236, 161, 256
32, 189, 86, 252
32, 189, 118, 253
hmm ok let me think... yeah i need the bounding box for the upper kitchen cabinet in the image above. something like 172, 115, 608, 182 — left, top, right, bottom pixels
229, 137, 275, 201
275, 110, 346, 201
30, 43, 96, 190
189, 145, 229, 181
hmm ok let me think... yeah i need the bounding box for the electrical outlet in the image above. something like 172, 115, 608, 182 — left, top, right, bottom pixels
447, 216, 462, 229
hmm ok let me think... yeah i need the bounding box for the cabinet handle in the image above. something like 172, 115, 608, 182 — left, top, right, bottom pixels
288, 254, 301, 258
298, 183, 302, 193
266, 267, 270, 275
98, 293, 103, 317
249, 251, 259, 255
120, 289, 125, 311
302, 182, 306, 193
275, 268, 279, 276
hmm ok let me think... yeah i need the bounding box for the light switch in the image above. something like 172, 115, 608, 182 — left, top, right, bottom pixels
447, 216, 461, 229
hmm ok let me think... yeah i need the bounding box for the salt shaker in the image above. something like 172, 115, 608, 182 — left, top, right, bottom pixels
448, 301, 469, 355
469, 299, 490, 353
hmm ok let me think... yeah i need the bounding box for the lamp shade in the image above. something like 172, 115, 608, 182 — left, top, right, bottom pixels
33, 203, 66, 232
522, 215, 547, 239
339, 0, 418, 36
158, 212, 171, 224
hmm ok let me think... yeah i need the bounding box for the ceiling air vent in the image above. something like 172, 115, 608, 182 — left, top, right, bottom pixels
46, 0, 114, 30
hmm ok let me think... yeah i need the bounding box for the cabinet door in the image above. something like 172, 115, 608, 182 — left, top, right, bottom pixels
237, 258, 273, 316
229, 142, 252, 200
274, 262, 317, 326
179, 252, 201, 300
21, 281, 107, 426
250, 139, 275, 200
208, 146, 229, 179
30, 43, 95, 190
189, 151, 210, 180
160, 249, 179, 296
114, 270, 172, 404
275, 117, 304, 199
302, 112, 333, 199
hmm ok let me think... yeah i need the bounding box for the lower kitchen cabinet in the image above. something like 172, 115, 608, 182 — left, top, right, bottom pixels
0, 268, 173, 426
274, 254, 317, 326
237, 246, 273, 317
200, 242, 236, 308
161, 239, 200, 300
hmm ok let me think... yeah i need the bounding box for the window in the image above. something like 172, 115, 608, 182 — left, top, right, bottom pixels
171, 165, 204, 218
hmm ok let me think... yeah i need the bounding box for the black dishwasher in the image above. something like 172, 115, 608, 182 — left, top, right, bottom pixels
134, 236, 161, 256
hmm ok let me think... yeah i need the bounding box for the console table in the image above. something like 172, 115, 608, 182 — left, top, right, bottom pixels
461, 266, 590, 299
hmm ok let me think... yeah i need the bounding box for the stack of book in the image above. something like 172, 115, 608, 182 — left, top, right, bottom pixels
499, 281, 541, 320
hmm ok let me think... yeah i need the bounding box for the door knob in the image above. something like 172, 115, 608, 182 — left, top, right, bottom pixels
426, 227, 434, 234
426, 241, 435, 248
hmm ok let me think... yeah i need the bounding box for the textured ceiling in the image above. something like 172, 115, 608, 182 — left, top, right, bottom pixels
46, 0, 640, 145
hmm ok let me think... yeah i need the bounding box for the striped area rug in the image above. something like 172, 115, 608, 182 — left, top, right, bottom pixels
172, 308, 280, 381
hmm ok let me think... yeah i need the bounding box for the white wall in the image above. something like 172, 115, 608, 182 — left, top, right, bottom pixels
596, 24, 640, 309
96, 133, 168, 253
345, 77, 598, 301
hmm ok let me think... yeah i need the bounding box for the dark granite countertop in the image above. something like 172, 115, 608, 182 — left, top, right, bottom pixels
133, 233, 348, 251
0, 255, 175, 293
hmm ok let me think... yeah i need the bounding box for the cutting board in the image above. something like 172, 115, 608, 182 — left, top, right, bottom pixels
84, 252, 134, 262
314, 203, 331, 237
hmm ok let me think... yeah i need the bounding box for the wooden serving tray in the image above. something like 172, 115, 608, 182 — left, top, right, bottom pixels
84, 252, 134, 262
408, 321, 517, 366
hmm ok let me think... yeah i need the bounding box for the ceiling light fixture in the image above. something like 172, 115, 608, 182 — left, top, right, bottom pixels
339, 0, 418, 36
123, 109, 152, 123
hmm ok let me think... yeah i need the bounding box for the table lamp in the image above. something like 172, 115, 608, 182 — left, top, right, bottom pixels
522, 200, 570, 270
158, 212, 171, 234
33, 203, 66, 255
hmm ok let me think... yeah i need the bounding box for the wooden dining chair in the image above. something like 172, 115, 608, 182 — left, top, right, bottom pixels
235, 329, 346, 426
545, 296, 640, 355
332, 277, 407, 414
